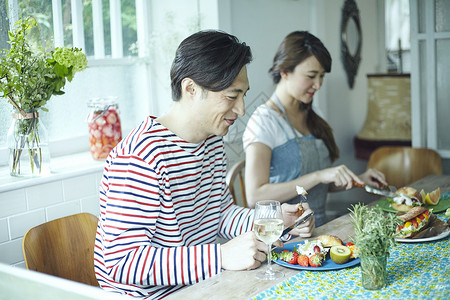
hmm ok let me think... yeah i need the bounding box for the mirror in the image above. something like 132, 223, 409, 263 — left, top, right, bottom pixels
340, 0, 362, 89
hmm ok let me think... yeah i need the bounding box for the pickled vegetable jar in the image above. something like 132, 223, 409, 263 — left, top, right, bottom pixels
87, 97, 122, 160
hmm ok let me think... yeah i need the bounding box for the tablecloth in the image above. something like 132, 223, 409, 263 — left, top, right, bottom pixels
252, 215, 449, 300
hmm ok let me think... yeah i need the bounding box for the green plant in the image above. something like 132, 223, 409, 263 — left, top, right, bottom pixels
350, 203, 401, 256
350, 203, 402, 289
0, 17, 87, 175
0, 17, 87, 112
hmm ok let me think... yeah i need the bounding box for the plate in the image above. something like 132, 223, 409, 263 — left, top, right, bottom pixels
272, 241, 360, 271
376, 197, 450, 213
395, 228, 450, 243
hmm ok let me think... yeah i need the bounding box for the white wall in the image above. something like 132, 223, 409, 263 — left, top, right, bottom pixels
223, 0, 386, 210
0, 170, 102, 267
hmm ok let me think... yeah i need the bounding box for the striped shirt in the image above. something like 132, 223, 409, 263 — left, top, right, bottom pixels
94, 116, 254, 299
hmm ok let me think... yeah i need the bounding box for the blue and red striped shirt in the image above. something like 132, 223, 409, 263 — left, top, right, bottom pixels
94, 116, 254, 299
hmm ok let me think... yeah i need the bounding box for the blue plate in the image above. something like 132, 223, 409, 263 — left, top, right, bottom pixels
273, 240, 360, 271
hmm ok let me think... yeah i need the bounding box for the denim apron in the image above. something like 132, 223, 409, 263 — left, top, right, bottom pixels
271, 94, 331, 226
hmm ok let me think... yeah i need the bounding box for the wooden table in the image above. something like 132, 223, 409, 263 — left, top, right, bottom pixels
167, 175, 450, 300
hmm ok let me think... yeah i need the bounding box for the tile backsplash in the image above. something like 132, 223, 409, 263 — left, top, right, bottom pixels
0, 170, 103, 267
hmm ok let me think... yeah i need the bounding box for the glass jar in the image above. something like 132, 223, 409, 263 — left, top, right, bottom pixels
360, 254, 387, 290
87, 97, 122, 160
7, 110, 50, 177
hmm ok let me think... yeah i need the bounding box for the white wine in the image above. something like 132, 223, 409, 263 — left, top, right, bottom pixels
254, 219, 284, 245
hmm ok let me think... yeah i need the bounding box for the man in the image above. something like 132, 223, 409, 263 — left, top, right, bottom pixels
94, 30, 314, 299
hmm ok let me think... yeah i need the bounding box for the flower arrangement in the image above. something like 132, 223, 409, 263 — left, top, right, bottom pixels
0, 17, 87, 176
350, 203, 401, 289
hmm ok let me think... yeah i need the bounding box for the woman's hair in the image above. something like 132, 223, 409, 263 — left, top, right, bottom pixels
170, 30, 252, 101
269, 31, 339, 162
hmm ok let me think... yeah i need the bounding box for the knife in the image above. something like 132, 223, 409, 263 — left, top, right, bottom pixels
353, 181, 397, 198
281, 211, 314, 237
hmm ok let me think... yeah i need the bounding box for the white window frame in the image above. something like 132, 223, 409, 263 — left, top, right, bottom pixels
410, 0, 450, 158
0, 0, 152, 166
1, 0, 218, 167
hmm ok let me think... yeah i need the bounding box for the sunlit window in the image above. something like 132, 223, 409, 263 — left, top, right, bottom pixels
385, 0, 410, 73
0, 0, 202, 166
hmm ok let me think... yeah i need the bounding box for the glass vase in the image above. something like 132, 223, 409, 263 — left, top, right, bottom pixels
360, 254, 387, 290
7, 111, 50, 177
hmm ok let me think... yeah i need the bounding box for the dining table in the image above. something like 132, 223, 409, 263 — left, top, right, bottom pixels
166, 174, 450, 300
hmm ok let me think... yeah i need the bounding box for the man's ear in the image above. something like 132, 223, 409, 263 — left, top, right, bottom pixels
181, 78, 197, 98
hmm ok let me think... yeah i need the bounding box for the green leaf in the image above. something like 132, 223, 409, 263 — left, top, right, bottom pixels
1, 17, 87, 111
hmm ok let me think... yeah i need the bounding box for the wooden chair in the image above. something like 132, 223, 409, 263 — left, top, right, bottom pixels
22, 212, 99, 286
226, 160, 248, 208
367, 146, 443, 188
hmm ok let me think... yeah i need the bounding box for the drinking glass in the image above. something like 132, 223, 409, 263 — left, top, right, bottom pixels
254, 200, 284, 280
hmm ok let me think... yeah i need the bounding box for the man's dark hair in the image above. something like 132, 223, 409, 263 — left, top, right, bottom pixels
170, 30, 252, 101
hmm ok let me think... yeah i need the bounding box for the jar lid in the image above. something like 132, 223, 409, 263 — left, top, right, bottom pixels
87, 96, 119, 108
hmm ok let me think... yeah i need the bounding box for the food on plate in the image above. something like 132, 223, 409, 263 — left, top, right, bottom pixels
308, 254, 324, 267
409, 214, 449, 239
345, 242, 359, 259
272, 236, 357, 268
297, 255, 309, 267
420, 187, 441, 205
330, 245, 351, 264
391, 186, 423, 212
299, 240, 328, 257
315, 234, 343, 247
280, 250, 299, 265
395, 206, 431, 238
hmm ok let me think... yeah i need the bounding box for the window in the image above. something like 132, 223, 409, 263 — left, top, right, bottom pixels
385, 0, 410, 73
0, 0, 204, 166
410, 0, 450, 158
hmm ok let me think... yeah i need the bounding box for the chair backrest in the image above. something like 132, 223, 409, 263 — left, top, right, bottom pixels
22, 212, 99, 286
226, 160, 248, 208
367, 146, 443, 188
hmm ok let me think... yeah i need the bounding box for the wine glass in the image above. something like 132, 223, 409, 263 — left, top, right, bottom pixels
254, 200, 284, 280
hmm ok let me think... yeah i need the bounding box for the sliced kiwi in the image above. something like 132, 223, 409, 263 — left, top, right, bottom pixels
330, 245, 351, 264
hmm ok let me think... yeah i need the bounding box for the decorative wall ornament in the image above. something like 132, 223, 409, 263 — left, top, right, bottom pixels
340, 0, 362, 89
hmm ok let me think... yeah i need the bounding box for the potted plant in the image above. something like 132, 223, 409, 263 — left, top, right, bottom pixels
0, 17, 87, 176
350, 203, 401, 290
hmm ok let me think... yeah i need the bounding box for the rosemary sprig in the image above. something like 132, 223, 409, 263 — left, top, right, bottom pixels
349, 203, 401, 257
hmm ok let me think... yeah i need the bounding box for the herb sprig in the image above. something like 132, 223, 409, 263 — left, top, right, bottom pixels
350, 203, 401, 256
0, 17, 87, 113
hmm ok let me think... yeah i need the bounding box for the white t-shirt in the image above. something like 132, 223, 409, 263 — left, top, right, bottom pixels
243, 104, 303, 151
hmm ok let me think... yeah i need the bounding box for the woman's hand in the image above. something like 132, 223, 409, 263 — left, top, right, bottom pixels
359, 168, 387, 188
318, 165, 363, 190
281, 202, 315, 238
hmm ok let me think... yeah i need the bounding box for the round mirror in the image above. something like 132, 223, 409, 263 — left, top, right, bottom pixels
340, 0, 362, 89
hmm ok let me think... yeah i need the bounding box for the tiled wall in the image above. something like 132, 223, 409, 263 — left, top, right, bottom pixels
0, 171, 103, 268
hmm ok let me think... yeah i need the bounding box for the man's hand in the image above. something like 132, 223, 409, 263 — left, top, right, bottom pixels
221, 231, 282, 270
281, 202, 315, 238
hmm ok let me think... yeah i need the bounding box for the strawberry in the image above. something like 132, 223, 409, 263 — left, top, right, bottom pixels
313, 245, 321, 253
297, 255, 309, 267
308, 254, 324, 267
284, 251, 299, 265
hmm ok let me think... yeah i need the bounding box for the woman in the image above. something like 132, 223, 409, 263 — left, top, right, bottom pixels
243, 31, 386, 226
